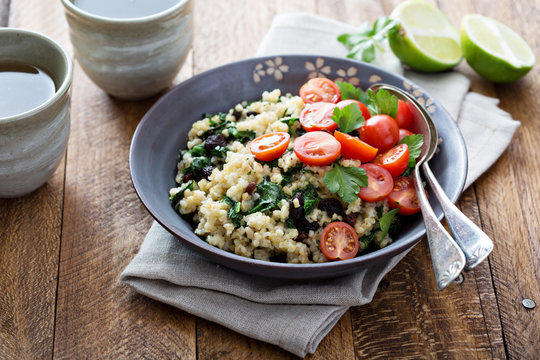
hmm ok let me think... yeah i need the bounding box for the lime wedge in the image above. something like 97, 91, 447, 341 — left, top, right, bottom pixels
461, 14, 535, 83
388, 0, 462, 72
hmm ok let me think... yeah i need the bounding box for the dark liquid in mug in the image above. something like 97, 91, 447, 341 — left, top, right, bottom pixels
0, 61, 56, 119
73, 0, 180, 19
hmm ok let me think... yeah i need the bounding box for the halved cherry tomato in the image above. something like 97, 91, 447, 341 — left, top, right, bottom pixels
359, 114, 399, 153
336, 99, 371, 120
320, 222, 359, 261
293, 131, 341, 166
395, 100, 414, 131
249, 132, 290, 161
373, 144, 410, 178
358, 163, 393, 202
398, 128, 414, 142
388, 176, 423, 215
299, 77, 341, 104
299, 102, 338, 132
334, 131, 378, 162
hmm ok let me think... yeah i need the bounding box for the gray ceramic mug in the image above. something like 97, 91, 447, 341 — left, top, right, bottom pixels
0, 28, 73, 198
61, 0, 194, 100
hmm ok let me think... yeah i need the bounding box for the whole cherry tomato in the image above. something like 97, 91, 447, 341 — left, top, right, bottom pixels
359, 114, 399, 153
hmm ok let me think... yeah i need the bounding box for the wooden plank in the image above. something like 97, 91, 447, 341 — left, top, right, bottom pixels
458, 188, 506, 359
460, 0, 540, 358
351, 240, 495, 359
0, 2, 64, 359
51, 54, 197, 359
36, 0, 197, 357
0, 171, 64, 360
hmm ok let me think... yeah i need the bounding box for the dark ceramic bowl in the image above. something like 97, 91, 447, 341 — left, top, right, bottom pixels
130, 55, 467, 279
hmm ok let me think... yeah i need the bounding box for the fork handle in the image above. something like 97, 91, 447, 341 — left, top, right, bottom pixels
422, 162, 493, 270
412, 166, 466, 290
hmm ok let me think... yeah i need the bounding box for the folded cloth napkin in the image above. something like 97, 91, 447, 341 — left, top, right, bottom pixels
121, 13, 520, 358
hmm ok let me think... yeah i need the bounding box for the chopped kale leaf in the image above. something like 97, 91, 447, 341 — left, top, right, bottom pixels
293, 183, 320, 215
280, 116, 299, 135
222, 196, 243, 227
228, 126, 257, 143
248, 176, 289, 214
170, 180, 194, 212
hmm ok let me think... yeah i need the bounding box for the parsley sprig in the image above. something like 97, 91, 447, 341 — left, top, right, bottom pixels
400, 134, 424, 176
336, 82, 369, 104
331, 103, 365, 133
337, 16, 398, 63
336, 82, 398, 118
324, 163, 368, 204
366, 88, 398, 118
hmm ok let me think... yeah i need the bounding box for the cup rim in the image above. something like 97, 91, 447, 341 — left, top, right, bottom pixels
61, 0, 191, 24
0, 28, 73, 124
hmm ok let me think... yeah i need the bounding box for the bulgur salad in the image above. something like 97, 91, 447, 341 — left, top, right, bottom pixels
169, 78, 424, 264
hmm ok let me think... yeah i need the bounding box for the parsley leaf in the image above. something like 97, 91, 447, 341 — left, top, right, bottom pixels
400, 134, 424, 167
222, 196, 243, 227
248, 176, 289, 214
331, 103, 365, 134
378, 208, 400, 242
324, 164, 368, 204
336, 81, 369, 104
366, 88, 398, 118
337, 16, 398, 63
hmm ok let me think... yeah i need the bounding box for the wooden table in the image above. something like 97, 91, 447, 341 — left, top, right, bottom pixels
1, 0, 539, 358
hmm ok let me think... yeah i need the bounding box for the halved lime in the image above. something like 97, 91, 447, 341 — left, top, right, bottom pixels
388, 0, 462, 72
461, 14, 535, 83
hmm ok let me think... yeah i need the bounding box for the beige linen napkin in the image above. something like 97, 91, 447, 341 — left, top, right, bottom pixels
121, 13, 520, 358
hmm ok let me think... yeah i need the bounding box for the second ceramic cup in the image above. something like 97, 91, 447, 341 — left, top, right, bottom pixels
61, 0, 194, 101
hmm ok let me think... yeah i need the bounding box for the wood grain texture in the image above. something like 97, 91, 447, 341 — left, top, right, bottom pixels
52, 59, 197, 358
2, 0, 540, 358
0, 2, 64, 359
0, 170, 64, 360
463, 1, 540, 359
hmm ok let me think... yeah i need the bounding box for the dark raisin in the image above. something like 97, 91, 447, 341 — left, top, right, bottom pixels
297, 218, 319, 232
204, 134, 227, 152
318, 198, 344, 218
182, 172, 194, 183
343, 212, 359, 227
269, 253, 287, 263
289, 193, 305, 222
296, 231, 309, 244
289, 193, 319, 232
202, 166, 214, 179
232, 109, 243, 120
246, 182, 256, 195
246, 111, 258, 117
